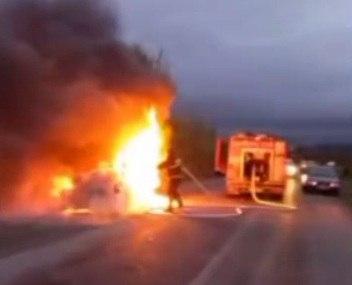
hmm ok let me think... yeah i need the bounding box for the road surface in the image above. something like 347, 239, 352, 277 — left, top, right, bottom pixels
2, 181, 352, 285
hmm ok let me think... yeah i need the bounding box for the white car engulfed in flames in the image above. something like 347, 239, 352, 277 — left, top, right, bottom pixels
52, 108, 169, 216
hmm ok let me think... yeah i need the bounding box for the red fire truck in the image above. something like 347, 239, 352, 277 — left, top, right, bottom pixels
215, 132, 291, 195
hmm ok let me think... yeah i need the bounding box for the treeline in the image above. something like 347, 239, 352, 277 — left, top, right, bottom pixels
168, 119, 352, 179
171, 118, 216, 177
295, 144, 352, 176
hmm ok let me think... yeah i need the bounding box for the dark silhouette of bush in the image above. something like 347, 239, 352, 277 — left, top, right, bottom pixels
170, 118, 216, 178
295, 144, 352, 177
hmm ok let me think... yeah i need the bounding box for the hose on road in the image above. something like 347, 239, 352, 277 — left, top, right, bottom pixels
181, 166, 211, 194
249, 167, 297, 210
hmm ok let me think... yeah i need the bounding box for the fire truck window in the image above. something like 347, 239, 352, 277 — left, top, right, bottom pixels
244, 152, 254, 180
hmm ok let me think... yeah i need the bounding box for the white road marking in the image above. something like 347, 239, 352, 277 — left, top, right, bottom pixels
240, 205, 293, 211
149, 207, 243, 219
180, 208, 242, 218
189, 225, 244, 285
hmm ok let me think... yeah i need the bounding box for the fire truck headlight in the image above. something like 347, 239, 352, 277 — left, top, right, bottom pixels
287, 164, 298, 177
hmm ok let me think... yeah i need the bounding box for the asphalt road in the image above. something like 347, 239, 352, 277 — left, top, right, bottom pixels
3, 183, 352, 285
0, 220, 95, 259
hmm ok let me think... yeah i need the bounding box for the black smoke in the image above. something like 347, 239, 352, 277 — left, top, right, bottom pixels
0, 0, 174, 207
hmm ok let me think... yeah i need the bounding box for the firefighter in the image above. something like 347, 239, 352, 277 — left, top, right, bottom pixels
257, 160, 265, 182
159, 151, 184, 213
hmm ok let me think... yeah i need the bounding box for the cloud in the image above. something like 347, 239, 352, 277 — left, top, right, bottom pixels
120, 0, 352, 125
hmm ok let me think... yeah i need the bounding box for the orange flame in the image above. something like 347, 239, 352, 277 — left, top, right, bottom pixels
113, 107, 168, 213
51, 175, 74, 198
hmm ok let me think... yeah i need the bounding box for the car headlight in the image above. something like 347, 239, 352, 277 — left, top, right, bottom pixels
301, 174, 308, 184
306, 179, 317, 186
330, 182, 340, 188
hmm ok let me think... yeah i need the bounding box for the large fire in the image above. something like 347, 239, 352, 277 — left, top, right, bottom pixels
112, 107, 168, 213
47, 107, 169, 215
0, 0, 176, 214
51, 175, 74, 199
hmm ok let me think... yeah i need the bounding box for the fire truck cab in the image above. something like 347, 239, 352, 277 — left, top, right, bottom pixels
216, 132, 291, 195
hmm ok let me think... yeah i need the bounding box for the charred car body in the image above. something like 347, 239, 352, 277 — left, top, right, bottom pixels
64, 169, 128, 216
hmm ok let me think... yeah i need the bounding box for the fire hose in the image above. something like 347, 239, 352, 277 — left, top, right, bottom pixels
249, 167, 297, 210
181, 166, 211, 194
180, 165, 298, 210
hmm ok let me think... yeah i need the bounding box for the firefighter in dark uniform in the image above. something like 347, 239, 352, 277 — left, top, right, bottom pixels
159, 151, 184, 212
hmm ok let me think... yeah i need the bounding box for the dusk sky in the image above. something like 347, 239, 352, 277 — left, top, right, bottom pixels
120, 1, 352, 140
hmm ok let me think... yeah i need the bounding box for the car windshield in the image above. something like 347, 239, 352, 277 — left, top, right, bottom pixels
308, 167, 338, 178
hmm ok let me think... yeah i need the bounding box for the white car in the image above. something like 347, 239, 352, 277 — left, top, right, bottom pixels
70, 169, 128, 215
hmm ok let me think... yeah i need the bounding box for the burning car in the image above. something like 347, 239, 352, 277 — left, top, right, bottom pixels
0, 0, 175, 215
64, 169, 127, 216
53, 108, 169, 216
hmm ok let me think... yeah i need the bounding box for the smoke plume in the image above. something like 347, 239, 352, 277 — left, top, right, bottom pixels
0, 0, 174, 210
